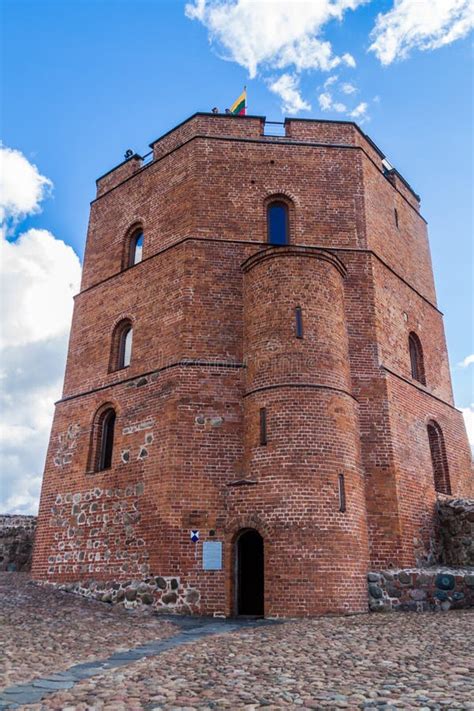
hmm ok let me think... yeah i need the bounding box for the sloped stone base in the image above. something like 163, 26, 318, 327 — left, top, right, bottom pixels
368, 568, 474, 612
38, 576, 202, 615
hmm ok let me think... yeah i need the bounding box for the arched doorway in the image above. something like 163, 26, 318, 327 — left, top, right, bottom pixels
235, 529, 264, 616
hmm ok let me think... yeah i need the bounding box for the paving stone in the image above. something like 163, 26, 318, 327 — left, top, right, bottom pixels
0, 688, 46, 704
31, 678, 75, 689
0, 572, 176, 689
1, 572, 473, 709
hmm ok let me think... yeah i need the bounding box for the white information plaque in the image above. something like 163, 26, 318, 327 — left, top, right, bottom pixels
202, 541, 222, 570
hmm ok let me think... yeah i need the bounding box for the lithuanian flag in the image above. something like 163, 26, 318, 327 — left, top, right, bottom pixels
230, 88, 246, 115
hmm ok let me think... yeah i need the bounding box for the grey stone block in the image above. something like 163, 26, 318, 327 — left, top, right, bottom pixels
32, 679, 74, 690
368, 583, 383, 599
435, 573, 455, 590
367, 573, 381, 583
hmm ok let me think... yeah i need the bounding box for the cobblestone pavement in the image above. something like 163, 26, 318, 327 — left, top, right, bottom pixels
0, 574, 176, 688
1, 574, 473, 710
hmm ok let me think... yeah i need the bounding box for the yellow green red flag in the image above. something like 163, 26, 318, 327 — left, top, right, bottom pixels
230, 88, 246, 115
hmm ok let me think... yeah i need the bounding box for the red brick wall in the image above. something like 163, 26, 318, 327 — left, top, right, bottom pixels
362, 155, 432, 301
239, 247, 369, 614
32, 113, 473, 617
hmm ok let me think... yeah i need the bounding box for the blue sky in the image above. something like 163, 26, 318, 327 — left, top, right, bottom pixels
1, 0, 473, 513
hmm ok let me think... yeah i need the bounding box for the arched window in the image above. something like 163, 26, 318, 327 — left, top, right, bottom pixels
427, 420, 451, 495
89, 406, 116, 472
267, 201, 289, 245
409, 332, 426, 385
122, 226, 144, 269
99, 409, 116, 471
120, 325, 133, 368
127, 230, 144, 267
110, 320, 133, 371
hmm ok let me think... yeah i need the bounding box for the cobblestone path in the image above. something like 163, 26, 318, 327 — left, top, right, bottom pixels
1, 573, 473, 710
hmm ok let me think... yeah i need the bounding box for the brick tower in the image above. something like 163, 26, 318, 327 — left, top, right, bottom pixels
32, 114, 473, 617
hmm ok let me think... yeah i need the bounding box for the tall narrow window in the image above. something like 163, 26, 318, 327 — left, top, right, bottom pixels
427, 421, 451, 495
259, 407, 267, 446
110, 319, 133, 371
129, 231, 144, 266
338, 473, 346, 512
409, 332, 426, 385
88, 406, 117, 473
394, 208, 399, 228
295, 306, 303, 339
267, 201, 289, 245
119, 326, 133, 368
99, 409, 116, 471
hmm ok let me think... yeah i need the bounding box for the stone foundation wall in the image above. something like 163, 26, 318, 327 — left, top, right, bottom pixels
368, 568, 474, 612
0, 514, 37, 571
42, 576, 202, 615
437, 497, 474, 567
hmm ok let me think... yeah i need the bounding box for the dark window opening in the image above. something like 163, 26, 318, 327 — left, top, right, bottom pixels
427, 421, 451, 495
394, 208, 399, 228
338, 473, 346, 512
259, 407, 267, 446
267, 201, 289, 245
236, 529, 264, 616
98, 408, 116, 471
409, 332, 426, 385
110, 320, 133, 372
295, 306, 303, 338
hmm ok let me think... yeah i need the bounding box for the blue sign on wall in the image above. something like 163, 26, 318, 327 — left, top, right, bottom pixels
202, 541, 223, 570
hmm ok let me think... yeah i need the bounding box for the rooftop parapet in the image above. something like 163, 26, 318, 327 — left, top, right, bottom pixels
96, 153, 143, 198
94, 112, 420, 208
150, 112, 266, 159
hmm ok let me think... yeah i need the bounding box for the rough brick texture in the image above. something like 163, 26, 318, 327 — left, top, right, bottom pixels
32, 113, 473, 617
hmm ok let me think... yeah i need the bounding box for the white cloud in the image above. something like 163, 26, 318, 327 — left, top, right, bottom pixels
0, 145, 52, 226
341, 81, 357, 94
269, 73, 311, 114
318, 92, 347, 113
350, 101, 368, 118
0, 147, 81, 514
458, 354, 474, 368
0, 229, 80, 348
324, 74, 339, 88
275, 36, 356, 73
318, 91, 334, 111
185, 0, 363, 78
369, 0, 474, 65
460, 404, 474, 455
341, 52, 356, 68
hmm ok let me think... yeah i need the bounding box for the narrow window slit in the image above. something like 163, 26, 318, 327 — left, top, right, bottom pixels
259, 407, 267, 446
338, 473, 346, 512
295, 306, 303, 338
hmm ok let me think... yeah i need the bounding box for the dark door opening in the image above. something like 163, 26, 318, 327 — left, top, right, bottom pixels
236, 529, 264, 616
